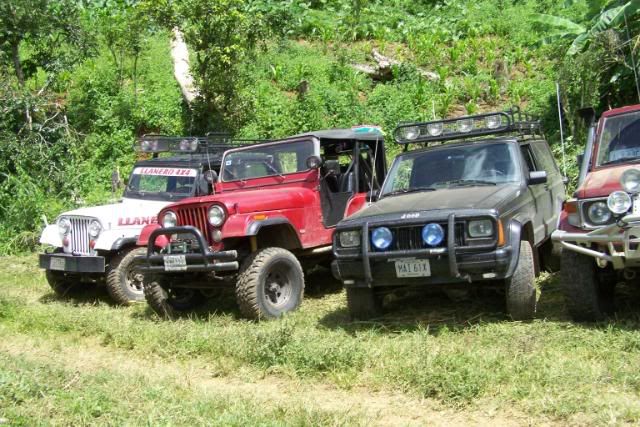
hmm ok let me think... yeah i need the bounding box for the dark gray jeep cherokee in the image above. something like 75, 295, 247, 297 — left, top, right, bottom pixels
332, 109, 566, 320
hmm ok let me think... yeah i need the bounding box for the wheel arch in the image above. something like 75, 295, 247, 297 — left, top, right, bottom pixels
246, 219, 302, 251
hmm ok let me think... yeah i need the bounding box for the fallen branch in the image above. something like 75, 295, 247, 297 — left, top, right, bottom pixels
352, 49, 439, 82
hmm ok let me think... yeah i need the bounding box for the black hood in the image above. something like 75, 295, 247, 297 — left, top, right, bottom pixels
346, 184, 521, 222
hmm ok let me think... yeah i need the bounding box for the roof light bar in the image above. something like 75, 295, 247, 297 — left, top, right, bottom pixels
136, 133, 261, 154
393, 109, 540, 144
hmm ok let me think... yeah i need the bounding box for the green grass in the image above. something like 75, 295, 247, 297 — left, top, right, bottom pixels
2, 255, 640, 425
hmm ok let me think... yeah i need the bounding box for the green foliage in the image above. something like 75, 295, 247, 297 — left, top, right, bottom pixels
172, 0, 265, 132
0, 0, 638, 252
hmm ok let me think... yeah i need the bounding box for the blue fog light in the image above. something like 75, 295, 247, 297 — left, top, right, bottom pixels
422, 223, 444, 246
371, 227, 393, 250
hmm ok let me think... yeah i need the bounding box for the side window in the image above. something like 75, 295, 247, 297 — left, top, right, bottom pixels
520, 144, 537, 172
531, 142, 560, 176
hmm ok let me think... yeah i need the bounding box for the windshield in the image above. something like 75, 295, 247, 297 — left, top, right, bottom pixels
596, 111, 640, 166
381, 142, 520, 196
221, 140, 315, 182
124, 167, 199, 201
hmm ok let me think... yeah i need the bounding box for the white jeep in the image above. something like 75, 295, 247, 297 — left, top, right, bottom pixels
38, 135, 228, 304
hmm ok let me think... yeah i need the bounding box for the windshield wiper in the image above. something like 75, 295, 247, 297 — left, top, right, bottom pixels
601, 157, 640, 166
383, 186, 436, 197
445, 179, 497, 187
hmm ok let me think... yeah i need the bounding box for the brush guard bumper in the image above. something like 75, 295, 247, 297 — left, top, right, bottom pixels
552, 213, 640, 269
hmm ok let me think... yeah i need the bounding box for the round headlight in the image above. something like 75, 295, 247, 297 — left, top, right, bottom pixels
426, 122, 443, 137
607, 191, 632, 215
58, 217, 71, 235
208, 205, 226, 226
161, 211, 177, 228
88, 220, 102, 238
422, 223, 444, 247
371, 227, 393, 250
401, 126, 420, 141
621, 169, 640, 193
587, 201, 612, 225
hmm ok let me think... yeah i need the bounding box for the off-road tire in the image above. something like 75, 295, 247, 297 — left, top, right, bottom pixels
45, 270, 80, 297
346, 287, 382, 320
560, 250, 613, 322
144, 274, 204, 319
505, 240, 537, 320
235, 247, 304, 320
106, 247, 147, 305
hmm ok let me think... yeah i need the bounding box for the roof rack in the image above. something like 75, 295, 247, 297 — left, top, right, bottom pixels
136, 133, 268, 154
393, 107, 542, 145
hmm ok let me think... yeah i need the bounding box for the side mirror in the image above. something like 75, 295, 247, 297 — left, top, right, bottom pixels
367, 189, 379, 201
577, 106, 596, 125
306, 155, 322, 170
528, 171, 547, 185
203, 170, 218, 183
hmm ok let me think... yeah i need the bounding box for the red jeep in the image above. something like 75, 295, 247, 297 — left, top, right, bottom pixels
136, 128, 387, 319
552, 105, 640, 321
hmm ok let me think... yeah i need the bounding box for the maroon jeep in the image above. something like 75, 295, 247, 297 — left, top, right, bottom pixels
552, 105, 640, 321
135, 128, 387, 319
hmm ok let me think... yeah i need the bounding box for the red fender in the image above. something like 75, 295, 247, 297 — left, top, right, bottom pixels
136, 224, 169, 248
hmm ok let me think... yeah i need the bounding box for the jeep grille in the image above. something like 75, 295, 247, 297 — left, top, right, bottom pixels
69, 216, 93, 255
175, 206, 211, 243
375, 223, 464, 251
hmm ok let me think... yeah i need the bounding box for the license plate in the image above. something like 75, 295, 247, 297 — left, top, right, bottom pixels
163, 255, 187, 272
49, 257, 66, 271
394, 258, 430, 278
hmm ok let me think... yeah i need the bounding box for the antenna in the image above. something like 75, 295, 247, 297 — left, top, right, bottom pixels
624, 10, 640, 103
556, 82, 567, 177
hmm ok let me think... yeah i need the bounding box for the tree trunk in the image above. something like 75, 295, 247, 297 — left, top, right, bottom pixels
11, 41, 25, 87
171, 28, 198, 105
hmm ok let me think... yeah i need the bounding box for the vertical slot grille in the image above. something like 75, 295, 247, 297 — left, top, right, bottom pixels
69, 216, 92, 255
175, 205, 211, 243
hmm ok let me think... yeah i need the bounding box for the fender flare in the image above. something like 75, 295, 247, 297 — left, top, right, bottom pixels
110, 237, 138, 252
245, 217, 295, 236
505, 219, 523, 278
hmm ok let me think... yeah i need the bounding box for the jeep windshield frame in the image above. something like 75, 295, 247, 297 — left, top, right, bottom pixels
124, 167, 200, 201
220, 138, 319, 183
380, 141, 521, 198
595, 110, 640, 167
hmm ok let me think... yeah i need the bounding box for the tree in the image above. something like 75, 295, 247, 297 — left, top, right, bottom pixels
0, 0, 88, 88
174, 0, 264, 132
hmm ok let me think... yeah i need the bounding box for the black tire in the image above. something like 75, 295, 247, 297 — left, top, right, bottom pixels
144, 275, 204, 319
45, 270, 80, 297
346, 287, 382, 320
235, 247, 304, 319
105, 247, 147, 305
559, 250, 614, 322
505, 240, 537, 320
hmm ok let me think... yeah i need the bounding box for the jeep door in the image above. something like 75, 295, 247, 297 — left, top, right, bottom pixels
530, 141, 565, 234
520, 142, 551, 244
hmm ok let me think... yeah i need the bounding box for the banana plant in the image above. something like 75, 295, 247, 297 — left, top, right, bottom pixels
533, 0, 640, 55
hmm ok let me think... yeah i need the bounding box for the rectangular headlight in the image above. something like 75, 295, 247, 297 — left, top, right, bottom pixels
468, 219, 494, 238
339, 230, 361, 248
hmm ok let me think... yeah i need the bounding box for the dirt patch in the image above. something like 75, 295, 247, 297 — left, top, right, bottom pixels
0, 333, 555, 426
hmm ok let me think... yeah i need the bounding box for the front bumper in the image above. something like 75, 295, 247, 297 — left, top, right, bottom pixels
136, 226, 239, 274
552, 213, 640, 269
39, 253, 106, 273
333, 214, 514, 287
